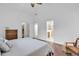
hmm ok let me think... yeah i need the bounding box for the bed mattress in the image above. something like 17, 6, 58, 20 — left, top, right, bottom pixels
2, 38, 49, 56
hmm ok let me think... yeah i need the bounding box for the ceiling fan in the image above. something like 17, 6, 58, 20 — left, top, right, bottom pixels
31, 3, 42, 7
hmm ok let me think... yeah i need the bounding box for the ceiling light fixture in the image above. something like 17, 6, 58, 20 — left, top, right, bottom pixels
31, 3, 42, 7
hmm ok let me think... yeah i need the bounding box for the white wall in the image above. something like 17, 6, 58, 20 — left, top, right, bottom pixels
32, 3, 79, 44
53, 4, 79, 44
0, 4, 34, 39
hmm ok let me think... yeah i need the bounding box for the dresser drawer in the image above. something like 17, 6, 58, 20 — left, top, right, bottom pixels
6, 33, 17, 35
6, 30, 17, 33
5, 29, 18, 40
6, 35, 17, 40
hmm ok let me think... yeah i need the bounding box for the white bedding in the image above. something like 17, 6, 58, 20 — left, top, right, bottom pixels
2, 38, 49, 56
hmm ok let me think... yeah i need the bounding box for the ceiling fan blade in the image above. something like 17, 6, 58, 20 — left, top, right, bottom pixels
31, 3, 42, 7
31, 3, 35, 7
37, 3, 42, 5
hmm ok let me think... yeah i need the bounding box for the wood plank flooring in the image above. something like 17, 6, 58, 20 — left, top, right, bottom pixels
52, 43, 67, 56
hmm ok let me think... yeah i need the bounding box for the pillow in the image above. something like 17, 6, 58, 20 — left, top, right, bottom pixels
0, 40, 10, 52
6, 41, 13, 48
0, 39, 13, 48
0, 39, 4, 42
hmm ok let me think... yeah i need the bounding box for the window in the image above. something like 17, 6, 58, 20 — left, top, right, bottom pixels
34, 23, 38, 37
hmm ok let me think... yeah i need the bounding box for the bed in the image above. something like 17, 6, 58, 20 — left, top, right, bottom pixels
1, 37, 50, 56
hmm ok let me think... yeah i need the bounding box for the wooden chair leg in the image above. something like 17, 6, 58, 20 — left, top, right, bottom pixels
65, 48, 72, 56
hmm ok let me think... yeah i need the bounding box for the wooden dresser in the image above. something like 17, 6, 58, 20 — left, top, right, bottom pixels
5, 29, 18, 40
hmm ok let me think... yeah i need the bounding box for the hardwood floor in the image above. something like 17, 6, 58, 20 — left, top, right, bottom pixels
52, 43, 67, 56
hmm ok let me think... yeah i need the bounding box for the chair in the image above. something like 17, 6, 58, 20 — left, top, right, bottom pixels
65, 38, 79, 55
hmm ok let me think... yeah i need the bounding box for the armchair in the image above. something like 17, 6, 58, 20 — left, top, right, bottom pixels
65, 38, 79, 55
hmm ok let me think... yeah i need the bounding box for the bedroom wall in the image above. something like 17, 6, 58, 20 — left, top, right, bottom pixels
32, 3, 79, 44
0, 4, 34, 39
54, 4, 79, 44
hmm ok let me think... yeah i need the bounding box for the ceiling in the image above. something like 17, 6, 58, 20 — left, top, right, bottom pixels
0, 3, 79, 14
0, 3, 79, 22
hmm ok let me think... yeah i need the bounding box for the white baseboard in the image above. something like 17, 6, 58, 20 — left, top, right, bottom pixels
54, 41, 64, 45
